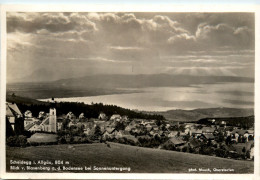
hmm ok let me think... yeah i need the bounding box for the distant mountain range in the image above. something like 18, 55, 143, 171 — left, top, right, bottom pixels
7, 74, 254, 99
151, 107, 254, 122
9, 66, 254, 84
53, 74, 254, 89
10, 71, 253, 85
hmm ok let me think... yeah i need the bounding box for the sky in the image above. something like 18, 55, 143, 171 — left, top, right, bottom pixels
7, 12, 255, 82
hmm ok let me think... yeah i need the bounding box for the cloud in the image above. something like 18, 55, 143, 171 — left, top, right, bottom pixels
167, 33, 195, 43
194, 23, 254, 49
6, 12, 255, 82
7, 12, 97, 33
216, 91, 254, 96
110, 46, 144, 51
223, 99, 254, 106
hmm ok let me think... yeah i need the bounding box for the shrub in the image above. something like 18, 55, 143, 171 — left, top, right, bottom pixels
6, 135, 27, 147
182, 146, 188, 152
59, 137, 67, 144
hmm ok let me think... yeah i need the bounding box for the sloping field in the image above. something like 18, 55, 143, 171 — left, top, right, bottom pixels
6, 143, 253, 173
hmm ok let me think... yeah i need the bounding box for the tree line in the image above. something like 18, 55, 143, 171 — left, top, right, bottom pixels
15, 102, 166, 120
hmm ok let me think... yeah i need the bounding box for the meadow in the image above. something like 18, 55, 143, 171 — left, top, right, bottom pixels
6, 142, 253, 173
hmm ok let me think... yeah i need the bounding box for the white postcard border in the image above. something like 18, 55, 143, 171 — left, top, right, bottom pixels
0, 4, 259, 180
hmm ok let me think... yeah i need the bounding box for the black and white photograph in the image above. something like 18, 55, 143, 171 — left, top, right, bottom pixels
1, 4, 259, 179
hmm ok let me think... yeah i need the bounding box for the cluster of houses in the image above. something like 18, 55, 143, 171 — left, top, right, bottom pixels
6, 102, 255, 159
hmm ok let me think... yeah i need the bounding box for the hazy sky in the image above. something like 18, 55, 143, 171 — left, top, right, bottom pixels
7, 12, 255, 82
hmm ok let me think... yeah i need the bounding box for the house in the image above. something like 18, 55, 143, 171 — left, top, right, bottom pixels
148, 129, 162, 137
184, 127, 191, 135
247, 130, 254, 141
94, 121, 107, 131
68, 121, 77, 127
102, 128, 117, 139
84, 127, 95, 135
98, 112, 107, 120
184, 123, 195, 129
190, 128, 203, 138
125, 125, 135, 132
168, 131, 178, 138
201, 127, 215, 134
79, 113, 85, 119
26, 121, 42, 132
24, 118, 35, 127
24, 110, 33, 118
231, 129, 252, 142
6, 102, 24, 136
165, 137, 185, 147
122, 115, 129, 122
102, 131, 114, 139
105, 127, 116, 134
145, 124, 153, 131
66, 112, 76, 120
38, 111, 47, 119
188, 138, 202, 150
160, 128, 170, 136
110, 114, 121, 121
151, 125, 159, 131
57, 122, 63, 131
140, 119, 148, 126
25, 123, 36, 131
201, 134, 215, 141
132, 128, 142, 135
115, 130, 131, 139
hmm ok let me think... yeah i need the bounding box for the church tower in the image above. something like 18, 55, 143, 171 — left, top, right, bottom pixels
49, 108, 57, 133
49, 97, 57, 133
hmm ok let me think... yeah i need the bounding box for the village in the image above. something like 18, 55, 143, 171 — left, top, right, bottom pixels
6, 101, 255, 161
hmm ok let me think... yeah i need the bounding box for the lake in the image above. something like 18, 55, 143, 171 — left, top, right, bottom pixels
40, 82, 254, 111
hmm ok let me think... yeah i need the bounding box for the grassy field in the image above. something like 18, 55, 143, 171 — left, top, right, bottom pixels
6, 143, 253, 173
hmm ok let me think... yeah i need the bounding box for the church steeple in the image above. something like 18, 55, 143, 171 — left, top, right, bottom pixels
50, 97, 55, 108
49, 97, 57, 133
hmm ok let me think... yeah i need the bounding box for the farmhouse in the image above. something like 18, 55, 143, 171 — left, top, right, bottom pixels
102, 131, 114, 139
165, 137, 185, 147
6, 102, 24, 136
84, 127, 95, 135
79, 113, 85, 119
122, 115, 129, 122
188, 138, 202, 149
190, 128, 203, 138
98, 112, 107, 120
24, 110, 33, 118
145, 124, 153, 131
66, 112, 76, 120
110, 114, 121, 121
168, 131, 178, 138
201, 127, 215, 134
115, 130, 131, 139
201, 133, 215, 140
125, 125, 135, 132
24, 117, 40, 127
38, 111, 46, 119
26, 121, 42, 132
